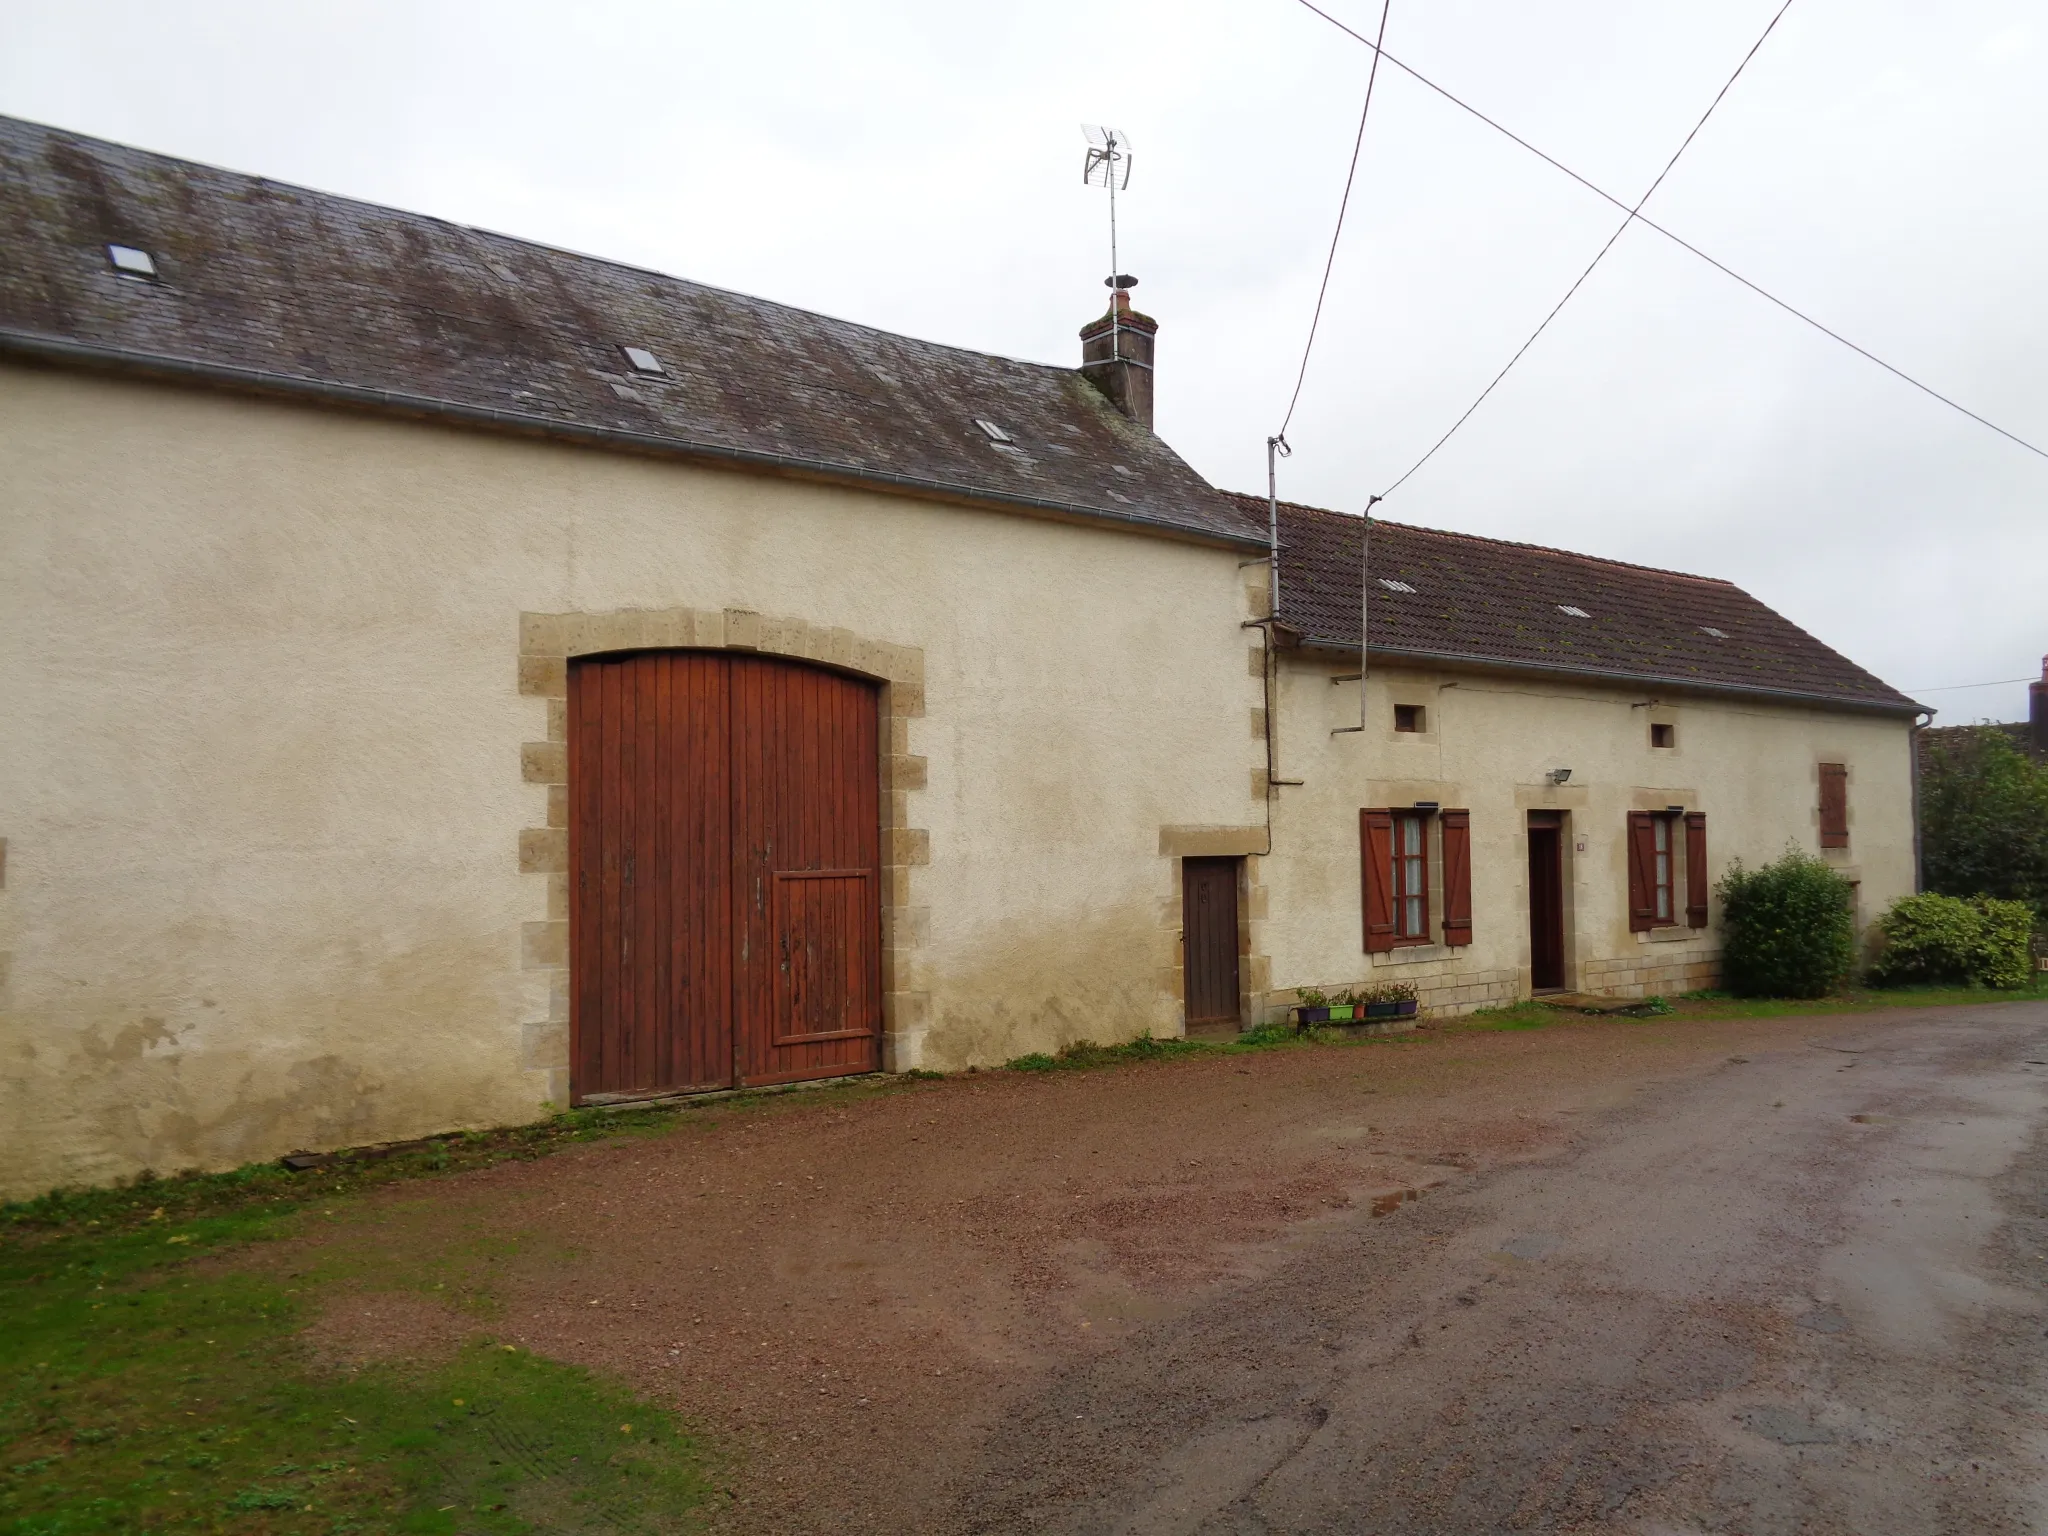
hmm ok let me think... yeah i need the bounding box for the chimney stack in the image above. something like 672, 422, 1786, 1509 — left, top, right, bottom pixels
1079, 279, 1156, 428
2031, 654, 2047, 755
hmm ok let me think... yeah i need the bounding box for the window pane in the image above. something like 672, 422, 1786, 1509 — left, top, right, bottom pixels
1405, 895, 1422, 933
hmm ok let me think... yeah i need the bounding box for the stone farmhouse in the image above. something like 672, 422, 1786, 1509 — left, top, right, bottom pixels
0, 118, 1923, 1196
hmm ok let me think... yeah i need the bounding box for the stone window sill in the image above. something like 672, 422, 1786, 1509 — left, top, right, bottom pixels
1377, 943, 1451, 965
1641, 925, 1696, 944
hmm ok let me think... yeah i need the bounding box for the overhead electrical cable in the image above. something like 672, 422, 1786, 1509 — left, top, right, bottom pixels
1278, 0, 1394, 439
1381, 0, 1794, 496
1903, 676, 2039, 693
1290, 0, 2048, 472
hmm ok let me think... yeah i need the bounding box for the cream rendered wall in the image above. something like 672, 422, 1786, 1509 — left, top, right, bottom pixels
0, 366, 1264, 1197
1258, 650, 1916, 1015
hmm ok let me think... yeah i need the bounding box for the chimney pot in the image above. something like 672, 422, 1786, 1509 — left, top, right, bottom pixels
1079, 280, 1157, 428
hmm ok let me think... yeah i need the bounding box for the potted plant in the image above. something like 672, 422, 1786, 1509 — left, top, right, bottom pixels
1293, 987, 1331, 1026
1364, 981, 1419, 1019
1327, 987, 1358, 1022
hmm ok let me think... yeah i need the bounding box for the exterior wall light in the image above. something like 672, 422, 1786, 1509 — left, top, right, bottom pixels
1547, 768, 1573, 785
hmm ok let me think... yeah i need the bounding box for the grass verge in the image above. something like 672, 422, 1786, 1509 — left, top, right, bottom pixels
1456, 976, 2047, 1033
0, 1095, 841, 1533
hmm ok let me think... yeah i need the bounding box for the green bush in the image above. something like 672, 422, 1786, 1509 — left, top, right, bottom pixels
1871, 891, 2036, 990
1716, 848, 1856, 998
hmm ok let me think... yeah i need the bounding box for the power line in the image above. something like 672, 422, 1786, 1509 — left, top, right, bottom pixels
1382, 0, 1793, 497
1904, 676, 2038, 693
1279, 0, 1393, 440
1290, 0, 2048, 476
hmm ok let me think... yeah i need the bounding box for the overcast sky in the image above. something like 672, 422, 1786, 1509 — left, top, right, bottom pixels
5, 0, 2043, 722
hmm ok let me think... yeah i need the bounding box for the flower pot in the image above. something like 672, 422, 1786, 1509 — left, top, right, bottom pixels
1327, 1005, 1355, 1022
1365, 1000, 1402, 1019
1295, 1006, 1331, 1025
1395, 998, 1418, 1017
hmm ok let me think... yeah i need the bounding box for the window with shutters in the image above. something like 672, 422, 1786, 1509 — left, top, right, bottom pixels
1818, 762, 1849, 848
1362, 808, 1473, 952
1628, 810, 1710, 933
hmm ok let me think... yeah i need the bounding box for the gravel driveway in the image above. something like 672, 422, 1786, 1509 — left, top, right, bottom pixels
278, 1002, 2048, 1533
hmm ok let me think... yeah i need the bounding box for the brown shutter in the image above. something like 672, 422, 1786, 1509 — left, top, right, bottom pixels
1818, 762, 1848, 848
1626, 811, 1658, 932
1439, 809, 1472, 947
1361, 808, 1396, 953
1684, 811, 1709, 929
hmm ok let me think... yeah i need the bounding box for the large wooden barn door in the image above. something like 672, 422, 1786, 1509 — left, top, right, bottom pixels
568, 652, 880, 1104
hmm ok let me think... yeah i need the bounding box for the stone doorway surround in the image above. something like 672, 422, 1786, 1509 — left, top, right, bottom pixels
1157, 826, 1271, 1031
515, 608, 929, 1102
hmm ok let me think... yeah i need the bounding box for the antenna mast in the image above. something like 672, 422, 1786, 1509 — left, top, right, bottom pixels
1081, 125, 1135, 357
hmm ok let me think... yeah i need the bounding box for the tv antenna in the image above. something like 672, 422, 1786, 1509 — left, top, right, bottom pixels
1081, 125, 1136, 357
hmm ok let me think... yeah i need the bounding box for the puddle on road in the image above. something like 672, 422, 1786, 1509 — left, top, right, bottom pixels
1796, 1305, 1850, 1335
1739, 1404, 1840, 1445
1496, 1233, 1562, 1261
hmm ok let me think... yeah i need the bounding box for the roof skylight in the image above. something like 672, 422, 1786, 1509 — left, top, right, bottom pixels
1379, 578, 1417, 593
1700, 626, 1728, 639
975, 419, 1014, 444
106, 244, 156, 278
1557, 605, 1591, 618
620, 346, 665, 375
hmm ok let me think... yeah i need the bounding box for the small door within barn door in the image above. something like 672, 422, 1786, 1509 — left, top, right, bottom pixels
730, 656, 882, 1087
569, 651, 734, 1101
1182, 856, 1242, 1027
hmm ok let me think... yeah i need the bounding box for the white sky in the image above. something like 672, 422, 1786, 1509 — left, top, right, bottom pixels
5, 0, 2043, 722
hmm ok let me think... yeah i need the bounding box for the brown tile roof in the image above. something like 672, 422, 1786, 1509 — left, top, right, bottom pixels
0, 116, 1259, 549
1230, 493, 1919, 715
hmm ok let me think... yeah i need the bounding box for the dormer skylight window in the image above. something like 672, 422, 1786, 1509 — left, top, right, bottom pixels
1558, 605, 1591, 618
620, 346, 665, 375
1379, 578, 1417, 594
1701, 626, 1728, 639
975, 419, 1014, 444
107, 244, 157, 279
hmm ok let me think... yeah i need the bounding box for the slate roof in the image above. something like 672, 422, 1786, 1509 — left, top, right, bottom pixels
1233, 493, 1920, 715
0, 116, 1259, 548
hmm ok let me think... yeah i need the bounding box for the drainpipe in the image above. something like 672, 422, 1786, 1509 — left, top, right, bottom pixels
1910, 708, 1934, 892
1266, 435, 1288, 618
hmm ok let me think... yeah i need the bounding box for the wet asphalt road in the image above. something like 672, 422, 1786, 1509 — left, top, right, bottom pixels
955, 1002, 2048, 1534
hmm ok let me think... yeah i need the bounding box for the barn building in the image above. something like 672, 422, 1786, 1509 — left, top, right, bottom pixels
0, 117, 1922, 1196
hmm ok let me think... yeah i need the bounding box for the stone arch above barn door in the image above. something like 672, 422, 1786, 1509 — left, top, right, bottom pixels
515, 608, 929, 1105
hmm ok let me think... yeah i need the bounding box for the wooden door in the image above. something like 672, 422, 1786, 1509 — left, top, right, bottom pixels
570, 651, 733, 1100
1182, 856, 1242, 1026
1526, 821, 1565, 992
730, 655, 882, 1087
568, 652, 880, 1103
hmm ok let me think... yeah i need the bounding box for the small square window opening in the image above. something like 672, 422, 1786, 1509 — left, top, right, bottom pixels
1394, 703, 1425, 734
1650, 722, 1675, 749
620, 346, 665, 375
107, 244, 157, 278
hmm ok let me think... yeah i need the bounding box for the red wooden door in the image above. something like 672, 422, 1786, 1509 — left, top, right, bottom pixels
730, 656, 882, 1086
568, 652, 880, 1103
